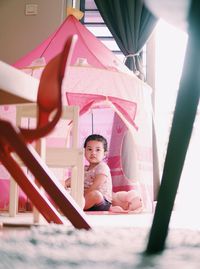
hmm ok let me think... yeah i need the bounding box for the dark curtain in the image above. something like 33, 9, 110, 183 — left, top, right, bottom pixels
94, 0, 157, 80
95, 0, 160, 202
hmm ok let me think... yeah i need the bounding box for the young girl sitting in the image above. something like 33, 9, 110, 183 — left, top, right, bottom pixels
65, 134, 112, 211
65, 134, 143, 213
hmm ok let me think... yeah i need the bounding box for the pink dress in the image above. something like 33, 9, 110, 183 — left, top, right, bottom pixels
84, 161, 112, 202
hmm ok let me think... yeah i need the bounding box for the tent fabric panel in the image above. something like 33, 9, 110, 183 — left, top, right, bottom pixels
13, 15, 130, 74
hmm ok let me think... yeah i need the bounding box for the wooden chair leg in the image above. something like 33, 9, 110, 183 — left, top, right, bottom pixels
9, 177, 18, 217
76, 149, 84, 208
70, 149, 84, 209
1, 120, 91, 229
33, 138, 46, 223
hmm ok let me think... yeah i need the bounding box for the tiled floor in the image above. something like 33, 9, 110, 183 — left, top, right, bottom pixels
0, 211, 153, 228
0, 208, 199, 230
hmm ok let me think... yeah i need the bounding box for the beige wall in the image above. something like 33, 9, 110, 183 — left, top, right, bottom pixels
0, 0, 67, 64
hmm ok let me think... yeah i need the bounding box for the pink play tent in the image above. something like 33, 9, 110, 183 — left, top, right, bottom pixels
13, 15, 129, 73
0, 15, 153, 212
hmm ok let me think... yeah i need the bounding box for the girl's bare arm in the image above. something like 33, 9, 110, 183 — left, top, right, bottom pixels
84, 174, 106, 194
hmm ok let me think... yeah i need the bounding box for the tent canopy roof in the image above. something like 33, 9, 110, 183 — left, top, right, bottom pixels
14, 15, 130, 74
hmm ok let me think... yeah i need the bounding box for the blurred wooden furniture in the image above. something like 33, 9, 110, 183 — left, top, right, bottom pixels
9, 104, 84, 220
0, 35, 91, 229
0, 60, 38, 105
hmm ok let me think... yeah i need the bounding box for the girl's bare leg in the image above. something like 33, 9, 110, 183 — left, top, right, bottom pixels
84, 190, 104, 210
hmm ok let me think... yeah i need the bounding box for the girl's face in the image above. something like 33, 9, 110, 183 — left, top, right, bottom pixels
85, 140, 106, 165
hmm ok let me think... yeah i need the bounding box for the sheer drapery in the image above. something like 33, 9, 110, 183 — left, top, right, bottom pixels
94, 0, 157, 80
146, 0, 200, 253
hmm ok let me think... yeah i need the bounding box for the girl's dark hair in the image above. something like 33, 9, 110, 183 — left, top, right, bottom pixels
84, 134, 108, 151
